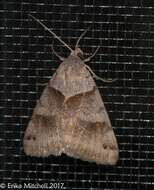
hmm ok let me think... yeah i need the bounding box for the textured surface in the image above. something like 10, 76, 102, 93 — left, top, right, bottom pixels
1, 0, 154, 189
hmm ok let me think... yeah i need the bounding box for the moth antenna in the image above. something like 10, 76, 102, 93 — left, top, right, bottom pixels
85, 65, 116, 83
29, 14, 73, 53
75, 27, 90, 49
84, 46, 100, 62
51, 44, 65, 61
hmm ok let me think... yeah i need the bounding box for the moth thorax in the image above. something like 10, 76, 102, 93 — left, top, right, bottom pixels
74, 48, 84, 59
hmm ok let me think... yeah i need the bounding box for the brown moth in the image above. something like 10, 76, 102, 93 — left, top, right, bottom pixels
24, 15, 119, 165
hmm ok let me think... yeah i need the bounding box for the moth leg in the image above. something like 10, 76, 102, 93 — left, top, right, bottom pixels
85, 64, 116, 83
51, 44, 65, 61
84, 46, 100, 62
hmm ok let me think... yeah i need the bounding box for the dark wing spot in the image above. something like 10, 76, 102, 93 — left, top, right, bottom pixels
99, 106, 104, 111
103, 144, 107, 149
110, 145, 117, 150
26, 135, 36, 141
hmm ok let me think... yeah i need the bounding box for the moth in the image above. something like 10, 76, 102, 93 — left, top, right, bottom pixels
24, 15, 119, 165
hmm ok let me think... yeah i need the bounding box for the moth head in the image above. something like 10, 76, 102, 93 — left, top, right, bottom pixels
73, 47, 84, 59
72, 28, 90, 60
28, 14, 88, 61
